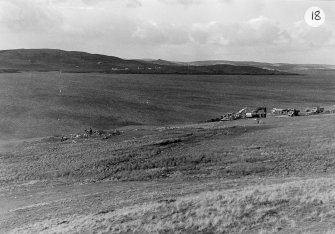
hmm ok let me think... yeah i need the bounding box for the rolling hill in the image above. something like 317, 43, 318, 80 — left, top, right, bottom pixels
0, 49, 293, 75
179, 60, 335, 73
0, 49, 145, 72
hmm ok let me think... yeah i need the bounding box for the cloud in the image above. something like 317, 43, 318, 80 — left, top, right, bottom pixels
190, 16, 289, 47
0, 0, 62, 32
0, 0, 333, 63
80, 0, 108, 5
131, 20, 190, 45
291, 21, 334, 47
159, 0, 202, 6
79, 0, 142, 8
126, 0, 142, 8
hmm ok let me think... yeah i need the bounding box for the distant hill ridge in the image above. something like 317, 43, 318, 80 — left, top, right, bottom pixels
181, 60, 335, 73
0, 49, 295, 75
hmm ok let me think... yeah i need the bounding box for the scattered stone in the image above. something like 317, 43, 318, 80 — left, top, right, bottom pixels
61, 136, 68, 142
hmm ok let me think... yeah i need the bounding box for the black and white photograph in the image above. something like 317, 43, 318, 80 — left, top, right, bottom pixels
0, 0, 335, 233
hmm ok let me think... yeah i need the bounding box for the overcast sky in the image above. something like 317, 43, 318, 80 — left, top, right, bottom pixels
0, 0, 334, 64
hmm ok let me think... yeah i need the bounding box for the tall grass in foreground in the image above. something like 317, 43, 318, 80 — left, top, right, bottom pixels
11, 177, 335, 234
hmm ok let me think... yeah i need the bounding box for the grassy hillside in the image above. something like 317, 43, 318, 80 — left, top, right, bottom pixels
1, 69, 335, 233
2, 115, 335, 183
10, 177, 335, 234
2, 114, 335, 233
0, 71, 334, 140
0, 49, 144, 71
186, 60, 335, 73
0, 68, 335, 233
0, 49, 291, 75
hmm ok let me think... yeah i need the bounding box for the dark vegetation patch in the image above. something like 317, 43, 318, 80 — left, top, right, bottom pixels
0, 69, 19, 73
154, 138, 182, 146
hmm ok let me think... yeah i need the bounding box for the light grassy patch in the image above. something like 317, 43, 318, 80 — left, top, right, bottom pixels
10, 177, 335, 234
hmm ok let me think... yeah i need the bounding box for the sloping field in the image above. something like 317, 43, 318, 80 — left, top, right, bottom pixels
1, 114, 335, 233
0, 70, 334, 140
1, 70, 335, 233
9, 177, 335, 234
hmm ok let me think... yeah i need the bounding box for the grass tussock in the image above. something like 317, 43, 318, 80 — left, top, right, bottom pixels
10, 177, 335, 234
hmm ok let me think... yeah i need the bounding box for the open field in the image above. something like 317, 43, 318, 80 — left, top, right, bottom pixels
1, 70, 335, 233
1, 113, 335, 233
7, 177, 335, 234
0, 71, 334, 140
